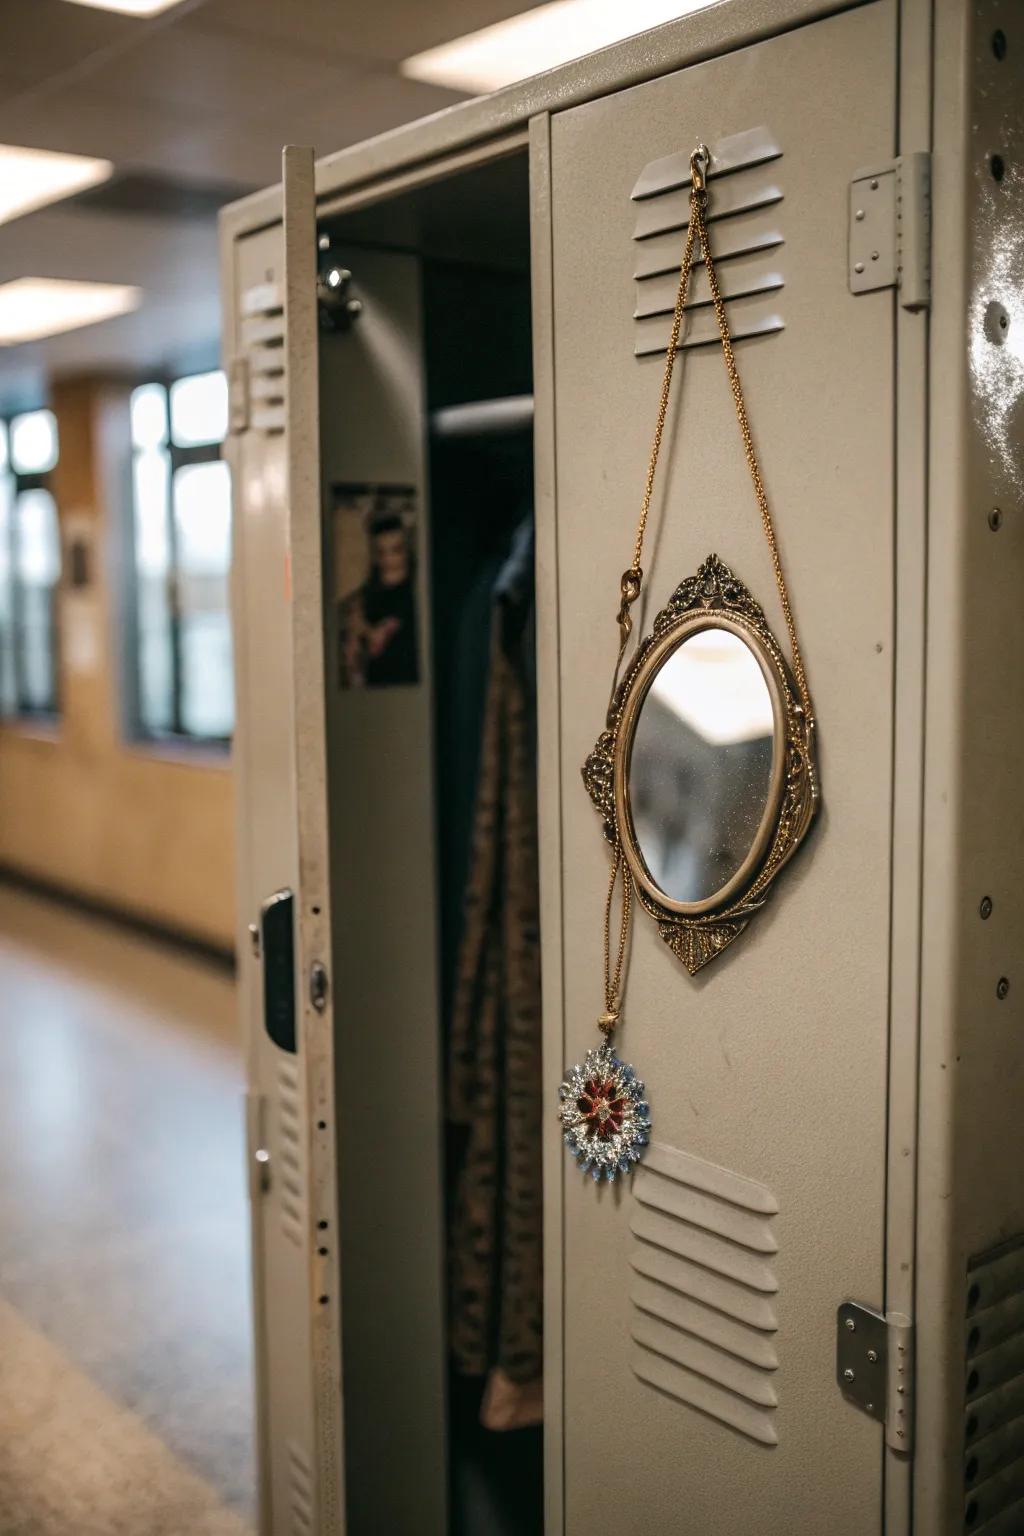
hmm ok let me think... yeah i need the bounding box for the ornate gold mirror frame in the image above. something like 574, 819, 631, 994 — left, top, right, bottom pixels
583, 553, 818, 975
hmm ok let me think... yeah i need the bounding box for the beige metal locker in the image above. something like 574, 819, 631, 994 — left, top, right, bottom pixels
221, 0, 1024, 1530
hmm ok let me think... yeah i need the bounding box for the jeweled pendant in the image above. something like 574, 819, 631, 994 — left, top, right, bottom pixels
558, 1043, 651, 1182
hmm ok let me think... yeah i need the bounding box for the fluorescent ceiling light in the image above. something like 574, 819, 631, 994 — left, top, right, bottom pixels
0, 144, 113, 227
0, 279, 141, 346
402, 0, 714, 94
63, 0, 186, 15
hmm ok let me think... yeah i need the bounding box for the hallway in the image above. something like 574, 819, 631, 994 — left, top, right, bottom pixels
0, 884, 255, 1535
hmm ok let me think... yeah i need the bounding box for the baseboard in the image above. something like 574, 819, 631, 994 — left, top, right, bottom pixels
0, 864, 236, 969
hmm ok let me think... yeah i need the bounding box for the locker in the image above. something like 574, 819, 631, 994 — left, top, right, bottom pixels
221, 0, 1024, 1530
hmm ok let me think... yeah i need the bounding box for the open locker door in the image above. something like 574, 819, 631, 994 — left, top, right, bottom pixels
229, 144, 345, 1536
233, 144, 447, 1536
277, 144, 347, 1536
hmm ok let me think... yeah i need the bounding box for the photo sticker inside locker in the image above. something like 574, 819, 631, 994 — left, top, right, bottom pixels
333, 483, 420, 689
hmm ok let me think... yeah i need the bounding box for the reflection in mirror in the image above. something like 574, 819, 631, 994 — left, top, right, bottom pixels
629, 627, 775, 906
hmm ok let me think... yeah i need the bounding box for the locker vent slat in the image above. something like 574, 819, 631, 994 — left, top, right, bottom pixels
631, 126, 781, 200
632, 126, 784, 356
241, 282, 286, 436
278, 1062, 305, 1248
965, 1234, 1024, 1532
287, 1438, 314, 1533
629, 1141, 779, 1445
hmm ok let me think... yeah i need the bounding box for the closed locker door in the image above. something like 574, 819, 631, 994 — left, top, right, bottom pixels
547, 3, 899, 1532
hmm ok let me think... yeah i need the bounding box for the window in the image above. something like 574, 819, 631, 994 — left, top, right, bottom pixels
129, 370, 233, 743
0, 409, 61, 718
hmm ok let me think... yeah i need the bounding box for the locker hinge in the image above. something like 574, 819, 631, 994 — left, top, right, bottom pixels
837, 1302, 914, 1451
848, 152, 931, 310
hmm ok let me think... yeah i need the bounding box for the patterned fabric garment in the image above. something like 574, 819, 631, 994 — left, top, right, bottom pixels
448, 539, 543, 1430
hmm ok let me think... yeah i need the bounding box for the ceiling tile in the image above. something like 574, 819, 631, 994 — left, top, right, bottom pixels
185, 0, 553, 66
0, 0, 139, 90
0, 84, 275, 184
80, 25, 361, 117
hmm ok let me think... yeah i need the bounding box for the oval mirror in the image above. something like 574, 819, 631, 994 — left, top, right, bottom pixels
625, 624, 781, 912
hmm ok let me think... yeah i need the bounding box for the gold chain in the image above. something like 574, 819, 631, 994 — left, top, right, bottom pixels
631, 211, 698, 576
618, 144, 814, 721
600, 143, 814, 1044
599, 842, 631, 1038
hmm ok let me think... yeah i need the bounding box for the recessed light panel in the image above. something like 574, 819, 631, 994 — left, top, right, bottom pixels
402, 0, 714, 94
63, 0, 186, 15
0, 144, 113, 227
0, 280, 141, 346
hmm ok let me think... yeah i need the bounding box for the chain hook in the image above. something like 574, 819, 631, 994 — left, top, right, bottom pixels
690, 143, 711, 195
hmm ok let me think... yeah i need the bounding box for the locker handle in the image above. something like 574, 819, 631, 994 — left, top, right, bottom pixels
258, 888, 297, 1053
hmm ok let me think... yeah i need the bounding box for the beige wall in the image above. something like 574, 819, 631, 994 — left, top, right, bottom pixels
0, 378, 235, 951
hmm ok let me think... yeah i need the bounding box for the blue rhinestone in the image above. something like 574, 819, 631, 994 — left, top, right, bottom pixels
636, 1132, 649, 1146
606, 1165, 617, 1182
590, 1165, 602, 1182
635, 1102, 649, 1116
618, 1156, 631, 1173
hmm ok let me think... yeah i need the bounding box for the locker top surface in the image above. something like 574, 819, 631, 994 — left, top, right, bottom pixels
219, 0, 872, 244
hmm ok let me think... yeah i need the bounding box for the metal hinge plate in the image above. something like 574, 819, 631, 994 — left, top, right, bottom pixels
837, 1302, 914, 1451
849, 151, 931, 310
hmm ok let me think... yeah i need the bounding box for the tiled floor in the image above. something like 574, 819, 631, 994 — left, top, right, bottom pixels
0, 884, 256, 1534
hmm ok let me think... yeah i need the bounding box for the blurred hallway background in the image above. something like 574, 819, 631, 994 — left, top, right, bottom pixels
0, 884, 252, 1534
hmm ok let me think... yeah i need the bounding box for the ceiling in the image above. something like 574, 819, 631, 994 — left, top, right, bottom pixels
0, 0, 549, 408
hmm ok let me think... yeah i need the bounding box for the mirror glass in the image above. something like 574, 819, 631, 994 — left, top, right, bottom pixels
628, 626, 776, 906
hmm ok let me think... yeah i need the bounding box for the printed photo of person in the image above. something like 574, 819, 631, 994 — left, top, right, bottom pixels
333, 484, 420, 689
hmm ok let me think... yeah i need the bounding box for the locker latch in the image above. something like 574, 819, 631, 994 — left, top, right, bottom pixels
848, 152, 930, 311
837, 1302, 914, 1451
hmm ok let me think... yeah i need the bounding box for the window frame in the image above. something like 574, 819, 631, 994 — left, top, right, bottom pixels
0, 411, 61, 722
128, 373, 232, 749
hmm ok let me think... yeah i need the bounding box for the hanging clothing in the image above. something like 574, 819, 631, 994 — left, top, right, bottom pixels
448, 520, 543, 1430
